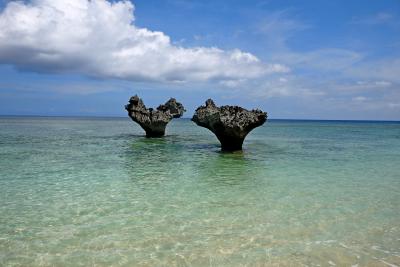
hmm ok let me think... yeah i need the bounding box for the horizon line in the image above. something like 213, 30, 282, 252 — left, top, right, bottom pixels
0, 114, 399, 123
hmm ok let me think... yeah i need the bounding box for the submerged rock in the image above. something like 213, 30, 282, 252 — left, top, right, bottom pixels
125, 95, 185, 137
192, 99, 267, 151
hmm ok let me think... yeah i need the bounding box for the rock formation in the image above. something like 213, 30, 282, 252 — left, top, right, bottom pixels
192, 99, 267, 151
125, 95, 185, 137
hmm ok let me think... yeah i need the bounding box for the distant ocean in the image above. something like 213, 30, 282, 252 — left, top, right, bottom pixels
1, 116, 399, 266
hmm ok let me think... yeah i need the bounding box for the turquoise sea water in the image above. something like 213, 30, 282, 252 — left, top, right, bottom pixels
0, 116, 399, 266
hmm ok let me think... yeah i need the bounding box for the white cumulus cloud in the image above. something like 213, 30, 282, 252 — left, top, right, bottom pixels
0, 0, 288, 82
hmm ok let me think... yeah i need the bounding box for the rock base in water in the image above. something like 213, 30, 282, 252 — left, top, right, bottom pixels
192, 99, 267, 151
125, 95, 185, 137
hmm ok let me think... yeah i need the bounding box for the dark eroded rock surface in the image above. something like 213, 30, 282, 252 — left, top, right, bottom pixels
125, 95, 185, 137
192, 99, 267, 151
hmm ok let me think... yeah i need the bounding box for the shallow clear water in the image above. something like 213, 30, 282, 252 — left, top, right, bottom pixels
0, 117, 399, 266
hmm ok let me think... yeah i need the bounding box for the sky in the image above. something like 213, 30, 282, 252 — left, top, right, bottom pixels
0, 0, 399, 120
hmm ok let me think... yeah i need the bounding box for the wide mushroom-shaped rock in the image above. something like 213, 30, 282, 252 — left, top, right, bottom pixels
125, 95, 185, 137
192, 99, 267, 151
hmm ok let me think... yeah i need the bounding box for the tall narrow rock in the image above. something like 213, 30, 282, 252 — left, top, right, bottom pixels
125, 95, 185, 137
192, 99, 267, 151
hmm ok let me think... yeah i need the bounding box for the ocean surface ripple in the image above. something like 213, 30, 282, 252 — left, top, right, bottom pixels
0, 117, 399, 266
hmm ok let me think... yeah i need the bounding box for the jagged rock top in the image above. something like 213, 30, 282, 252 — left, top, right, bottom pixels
192, 99, 267, 150
125, 95, 185, 137
126, 95, 147, 113
192, 99, 267, 136
125, 95, 185, 120
156, 98, 185, 118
